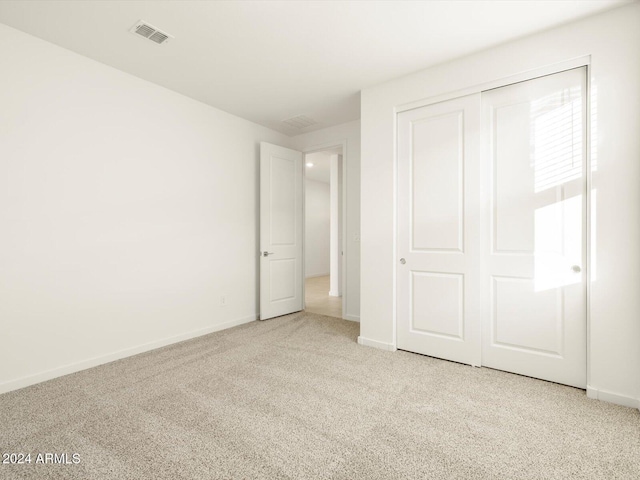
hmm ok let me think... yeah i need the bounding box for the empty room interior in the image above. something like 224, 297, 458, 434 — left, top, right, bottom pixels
0, 1, 639, 479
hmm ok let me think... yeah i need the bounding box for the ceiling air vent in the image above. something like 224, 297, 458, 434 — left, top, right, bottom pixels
281, 115, 317, 130
129, 21, 173, 45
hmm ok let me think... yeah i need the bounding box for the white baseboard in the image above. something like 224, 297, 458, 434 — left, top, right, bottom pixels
357, 336, 396, 351
587, 386, 640, 410
343, 314, 360, 322
305, 272, 329, 279
0, 314, 257, 395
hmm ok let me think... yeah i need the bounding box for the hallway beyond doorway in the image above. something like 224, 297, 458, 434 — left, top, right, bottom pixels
305, 276, 342, 319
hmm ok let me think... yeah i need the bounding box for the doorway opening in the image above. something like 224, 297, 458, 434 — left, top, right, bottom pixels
304, 146, 343, 319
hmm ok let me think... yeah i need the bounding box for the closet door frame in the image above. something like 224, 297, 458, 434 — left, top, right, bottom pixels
393, 56, 593, 385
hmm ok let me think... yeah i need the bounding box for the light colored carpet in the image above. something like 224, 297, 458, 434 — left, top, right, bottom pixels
1, 312, 639, 479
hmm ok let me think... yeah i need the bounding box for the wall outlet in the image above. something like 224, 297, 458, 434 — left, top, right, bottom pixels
220, 295, 228, 307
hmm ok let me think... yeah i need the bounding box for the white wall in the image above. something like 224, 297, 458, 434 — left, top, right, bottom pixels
0, 24, 293, 393
360, 4, 640, 407
304, 179, 330, 278
291, 120, 361, 321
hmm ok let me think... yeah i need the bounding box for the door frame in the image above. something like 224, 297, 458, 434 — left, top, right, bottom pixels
302, 139, 349, 320
393, 56, 593, 386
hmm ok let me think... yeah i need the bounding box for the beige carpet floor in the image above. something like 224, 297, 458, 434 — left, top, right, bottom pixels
1, 312, 639, 479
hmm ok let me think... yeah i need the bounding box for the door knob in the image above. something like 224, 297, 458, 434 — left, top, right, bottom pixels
400, 258, 406, 265
571, 265, 581, 273
263, 252, 275, 257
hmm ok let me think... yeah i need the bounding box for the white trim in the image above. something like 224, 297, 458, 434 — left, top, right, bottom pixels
587, 386, 640, 409
302, 159, 307, 310
343, 314, 360, 322
585, 64, 593, 389
391, 96, 399, 350
357, 336, 396, 351
396, 55, 591, 114
305, 272, 330, 279
0, 314, 257, 395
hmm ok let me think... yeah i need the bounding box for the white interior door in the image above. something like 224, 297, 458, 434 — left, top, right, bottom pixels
481, 67, 587, 388
260, 142, 303, 320
397, 94, 482, 366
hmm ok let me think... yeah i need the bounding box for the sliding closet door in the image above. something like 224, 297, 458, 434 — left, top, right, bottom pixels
481, 68, 587, 388
397, 94, 482, 366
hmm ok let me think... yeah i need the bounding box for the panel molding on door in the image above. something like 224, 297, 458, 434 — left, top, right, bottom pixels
396, 68, 587, 389
481, 67, 587, 388
260, 142, 303, 320
397, 94, 482, 366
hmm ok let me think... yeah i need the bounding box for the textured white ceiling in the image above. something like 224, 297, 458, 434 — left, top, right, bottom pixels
0, 0, 630, 135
